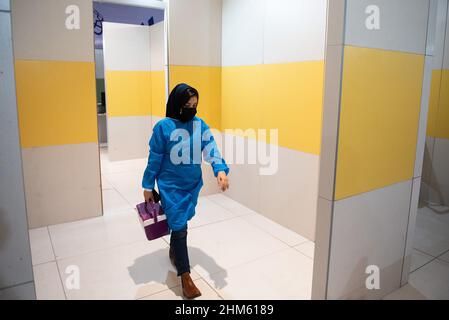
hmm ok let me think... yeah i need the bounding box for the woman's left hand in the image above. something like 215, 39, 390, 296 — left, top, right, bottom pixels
217, 172, 229, 192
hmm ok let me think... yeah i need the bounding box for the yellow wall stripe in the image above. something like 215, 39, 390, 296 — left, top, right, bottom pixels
222, 61, 324, 155
151, 71, 167, 117
169, 65, 222, 130
427, 69, 449, 140
15, 60, 98, 148
335, 46, 424, 200
105, 70, 152, 117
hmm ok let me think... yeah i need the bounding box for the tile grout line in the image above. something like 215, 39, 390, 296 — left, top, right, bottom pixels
46, 227, 68, 300
199, 275, 225, 300
192, 213, 295, 250
202, 195, 254, 218
206, 195, 311, 248
32, 259, 57, 268
435, 248, 449, 262
413, 247, 438, 258
196, 245, 297, 280
54, 238, 160, 264
410, 247, 449, 275
238, 216, 310, 249
0, 281, 34, 292
194, 246, 313, 300
104, 176, 142, 210
291, 245, 314, 260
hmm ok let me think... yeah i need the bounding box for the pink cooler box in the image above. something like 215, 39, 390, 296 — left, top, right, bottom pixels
136, 201, 170, 240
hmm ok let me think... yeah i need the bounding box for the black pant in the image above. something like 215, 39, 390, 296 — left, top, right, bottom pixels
170, 225, 190, 276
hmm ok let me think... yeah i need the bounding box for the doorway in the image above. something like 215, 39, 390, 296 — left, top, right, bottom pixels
92, 0, 168, 215
401, 0, 449, 300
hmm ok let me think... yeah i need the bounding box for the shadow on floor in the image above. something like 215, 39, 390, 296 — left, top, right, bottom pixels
127, 246, 227, 298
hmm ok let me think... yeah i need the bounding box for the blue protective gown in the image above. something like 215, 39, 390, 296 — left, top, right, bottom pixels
142, 116, 229, 231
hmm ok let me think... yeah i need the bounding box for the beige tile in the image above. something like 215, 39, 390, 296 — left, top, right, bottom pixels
294, 242, 315, 259
189, 197, 236, 229
103, 22, 151, 71
327, 181, 412, 299
22, 143, 102, 228
414, 206, 449, 257
206, 194, 257, 217
49, 212, 146, 260
410, 250, 434, 272
222, 0, 264, 66
263, 0, 326, 63
0, 282, 36, 300
439, 251, 449, 263
104, 171, 144, 206
33, 262, 65, 300
382, 284, 427, 300
187, 217, 289, 278
150, 22, 165, 72
57, 240, 200, 300
101, 188, 134, 216
107, 116, 151, 162
100, 156, 147, 175
344, 0, 429, 54
101, 175, 113, 190
225, 162, 261, 213
140, 279, 222, 300
11, 0, 94, 61
409, 259, 449, 300
169, 0, 222, 66
203, 248, 313, 299
259, 146, 319, 241
222, 133, 260, 212
29, 227, 55, 266
242, 213, 309, 247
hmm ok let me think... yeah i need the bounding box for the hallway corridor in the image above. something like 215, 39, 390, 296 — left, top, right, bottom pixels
28, 149, 315, 300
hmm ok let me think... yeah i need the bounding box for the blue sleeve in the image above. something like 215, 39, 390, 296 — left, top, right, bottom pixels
201, 120, 230, 177
142, 123, 166, 190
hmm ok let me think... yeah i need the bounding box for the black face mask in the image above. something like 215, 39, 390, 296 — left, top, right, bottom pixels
179, 107, 197, 123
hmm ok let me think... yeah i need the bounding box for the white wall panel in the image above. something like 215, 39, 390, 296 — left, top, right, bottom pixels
22, 143, 102, 228
263, 0, 327, 64
222, 0, 264, 66
108, 116, 152, 161
0, 10, 35, 296
11, 0, 94, 62
103, 22, 151, 71
169, 0, 222, 66
327, 180, 412, 299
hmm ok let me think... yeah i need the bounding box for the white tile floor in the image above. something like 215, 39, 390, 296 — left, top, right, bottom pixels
28, 150, 314, 300
384, 206, 449, 300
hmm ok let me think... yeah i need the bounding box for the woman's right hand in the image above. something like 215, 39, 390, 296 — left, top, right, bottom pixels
143, 190, 154, 203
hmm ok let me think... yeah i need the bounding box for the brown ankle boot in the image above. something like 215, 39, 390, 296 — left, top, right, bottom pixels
181, 272, 201, 299
169, 247, 176, 269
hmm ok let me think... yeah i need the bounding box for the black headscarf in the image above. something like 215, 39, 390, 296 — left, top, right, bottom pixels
166, 83, 199, 120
